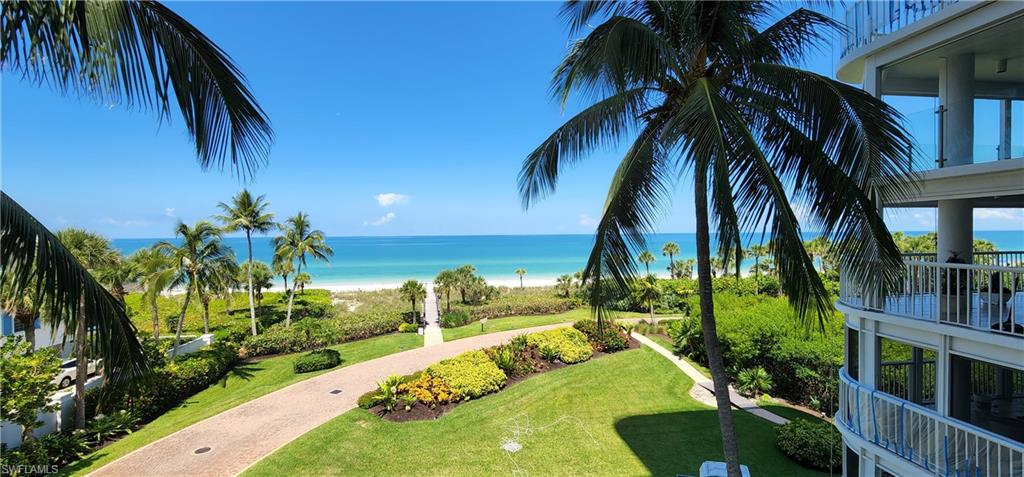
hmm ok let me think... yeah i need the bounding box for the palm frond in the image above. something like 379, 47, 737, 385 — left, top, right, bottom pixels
0, 192, 147, 385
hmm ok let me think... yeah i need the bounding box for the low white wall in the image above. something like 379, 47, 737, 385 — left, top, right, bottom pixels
1, 334, 215, 449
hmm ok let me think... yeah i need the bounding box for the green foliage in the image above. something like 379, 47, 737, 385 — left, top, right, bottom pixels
736, 367, 773, 397
440, 310, 472, 328
374, 375, 405, 413
82, 410, 139, 445
485, 343, 534, 377
427, 350, 507, 399
293, 349, 341, 374
775, 419, 842, 471
397, 322, 418, 333
242, 303, 404, 358
526, 328, 593, 364
450, 286, 580, 324
0, 338, 61, 442
0, 431, 91, 473
573, 320, 629, 352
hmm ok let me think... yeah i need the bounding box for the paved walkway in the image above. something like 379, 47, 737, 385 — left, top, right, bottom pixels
422, 283, 444, 347
89, 323, 568, 477
632, 333, 789, 425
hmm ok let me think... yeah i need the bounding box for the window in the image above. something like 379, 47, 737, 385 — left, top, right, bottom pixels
949, 355, 1024, 442
846, 327, 860, 380
877, 336, 937, 408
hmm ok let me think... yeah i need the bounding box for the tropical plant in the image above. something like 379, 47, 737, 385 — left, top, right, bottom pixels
1, 1, 271, 428
55, 228, 122, 428
736, 366, 773, 397
671, 258, 696, 279
555, 274, 575, 298
434, 269, 458, 312
661, 242, 680, 277
95, 254, 139, 305
0, 278, 41, 351
273, 212, 333, 327
637, 250, 656, 274
517, 3, 914, 473
746, 243, 771, 294
272, 249, 295, 294
631, 275, 662, 324
157, 221, 236, 357
454, 264, 477, 303
197, 256, 240, 334
239, 261, 273, 306
514, 268, 527, 288
129, 247, 177, 338
0, 338, 61, 443
216, 190, 275, 336
399, 280, 427, 323
294, 272, 312, 294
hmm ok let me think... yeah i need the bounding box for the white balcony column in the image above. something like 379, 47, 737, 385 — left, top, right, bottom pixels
1000, 99, 1013, 160
936, 199, 973, 262
859, 318, 878, 389
938, 53, 975, 167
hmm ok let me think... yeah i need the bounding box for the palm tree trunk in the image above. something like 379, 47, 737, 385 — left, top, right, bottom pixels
648, 302, 655, 324
75, 300, 87, 429
17, 314, 36, 352
519, 276, 523, 288
172, 286, 193, 360
446, 290, 451, 313
151, 297, 160, 339
411, 298, 417, 324
246, 230, 257, 336
202, 298, 210, 335
694, 170, 742, 477
285, 260, 301, 327
669, 252, 675, 278
282, 274, 289, 294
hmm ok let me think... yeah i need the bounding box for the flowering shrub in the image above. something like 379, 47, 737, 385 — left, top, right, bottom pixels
400, 373, 458, 406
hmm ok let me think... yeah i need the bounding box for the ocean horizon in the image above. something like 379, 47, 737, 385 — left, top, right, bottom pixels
111, 231, 1024, 290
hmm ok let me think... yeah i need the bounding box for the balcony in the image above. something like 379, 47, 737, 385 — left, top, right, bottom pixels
841, 0, 959, 59
839, 252, 1024, 338
837, 368, 1024, 476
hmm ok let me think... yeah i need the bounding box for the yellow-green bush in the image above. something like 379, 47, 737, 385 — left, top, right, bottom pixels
526, 328, 593, 364
427, 350, 506, 399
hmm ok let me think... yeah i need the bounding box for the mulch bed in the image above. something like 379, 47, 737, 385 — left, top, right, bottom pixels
372, 335, 642, 422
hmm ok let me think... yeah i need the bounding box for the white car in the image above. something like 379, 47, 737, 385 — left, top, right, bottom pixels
53, 359, 100, 389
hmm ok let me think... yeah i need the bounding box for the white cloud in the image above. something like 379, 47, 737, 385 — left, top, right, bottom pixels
579, 214, 597, 227
912, 212, 935, 227
364, 212, 396, 226
164, 207, 176, 217
375, 193, 409, 207
99, 217, 150, 227
974, 209, 1024, 222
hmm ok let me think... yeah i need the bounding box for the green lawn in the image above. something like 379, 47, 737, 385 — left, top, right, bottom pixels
63, 333, 423, 476
441, 308, 647, 341
644, 332, 712, 379
243, 348, 825, 477
760, 403, 827, 423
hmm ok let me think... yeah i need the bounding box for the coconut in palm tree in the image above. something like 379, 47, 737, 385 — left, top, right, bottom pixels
518, 4, 913, 473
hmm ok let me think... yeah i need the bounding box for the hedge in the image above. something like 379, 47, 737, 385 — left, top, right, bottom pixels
526, 328, 593, 364
294, 349, 341, 373
446, 288, 580, 326
241, 309, 405, 357
776, 419, 842, 471
427, 350, 506, 399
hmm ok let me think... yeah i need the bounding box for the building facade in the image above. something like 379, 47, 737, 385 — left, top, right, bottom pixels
835, 1, 1024, 476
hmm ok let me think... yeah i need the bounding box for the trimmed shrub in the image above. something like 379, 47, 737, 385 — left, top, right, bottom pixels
776, 419, 842, 471
526, 328, 593, 364
440, 310, 472, 328
242, 309, 407, 358
427, 350, 506, 399
397, 322, 418, 333
572, 320, 629, 352
358, 389, 383, 409
293, 349, 341, 373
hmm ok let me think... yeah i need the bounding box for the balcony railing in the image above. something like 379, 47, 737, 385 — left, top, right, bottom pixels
839, 253, 1024, 338
842, 0, 959, 58
837, 368, 1024, 477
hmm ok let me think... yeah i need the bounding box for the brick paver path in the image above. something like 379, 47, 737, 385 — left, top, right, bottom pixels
88, 324, 568, 477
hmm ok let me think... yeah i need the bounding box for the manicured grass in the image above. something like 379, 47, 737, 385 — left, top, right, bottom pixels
441, 308, 647, 341
62, 333, 422, 476
761, 403, 828, 423
644, 332, 712, 379
243, 348, 825, 477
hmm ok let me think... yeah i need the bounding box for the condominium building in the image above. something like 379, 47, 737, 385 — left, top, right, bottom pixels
835, 1, 1023, 476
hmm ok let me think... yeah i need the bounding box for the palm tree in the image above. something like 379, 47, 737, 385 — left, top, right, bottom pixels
517, 3, 913, 473
454, 265, 477, 304
1, 0, 271, 401
661, 242, 680, 277
240, 261, 273, 306
671, 258, 696, 279
514, 268, 527, 288
216, 190, 275, 336
198, 257, 240, 334
399, 280, 427, 324
555, 274, 575, 298
55, 228, 120, 429
293, 272, 311, 294
804, 236, 831, 272
129, 247, 176, 339
273, 212, 333, 327
434, 269, 457, 313
632, 275, 662, 324
272, 249, 295, 294
746, 243, 771, 293
1, 278, 41, 352
637, 250, 656, 275
158, 221, 236, 358
96, 254, 140, 305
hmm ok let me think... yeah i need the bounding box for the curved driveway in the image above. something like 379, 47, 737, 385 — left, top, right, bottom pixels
88, 323, 567, 477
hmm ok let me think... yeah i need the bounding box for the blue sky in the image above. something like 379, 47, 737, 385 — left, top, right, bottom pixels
2, 2, 1020, 238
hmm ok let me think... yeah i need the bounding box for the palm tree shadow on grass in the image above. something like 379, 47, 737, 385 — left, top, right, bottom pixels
614, 411, 819, 477
217, 363, 260, 387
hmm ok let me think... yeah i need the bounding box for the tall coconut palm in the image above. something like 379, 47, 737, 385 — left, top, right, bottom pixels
746, 243, 771, 293
0, 0, 272, 404
273, 212, 333, 327
637, 250, 655, 275
518, 3, 914, 474
158, 221, 236, 358
198, 257, 240, 334
399, 280, 427, 324
216, 190, 275, 336
661, 242, 680, 277
434, 269, 457, 312
514, 268, 527, 288
55, 228, 120, 429
632, 275, 661, 324
129, 247, 176, 339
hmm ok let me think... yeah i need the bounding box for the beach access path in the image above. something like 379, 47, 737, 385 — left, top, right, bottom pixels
423, 283, 444, 347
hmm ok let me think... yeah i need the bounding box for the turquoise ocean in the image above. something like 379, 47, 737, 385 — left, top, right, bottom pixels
112, 231, 1024, 289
